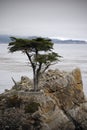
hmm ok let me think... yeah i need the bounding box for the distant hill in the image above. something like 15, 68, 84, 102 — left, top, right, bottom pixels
0, 35, 11, 43
51, 38, 87, 44
0, 35, 87, 44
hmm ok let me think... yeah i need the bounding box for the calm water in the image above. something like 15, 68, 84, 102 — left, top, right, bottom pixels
0, 43, 87, 95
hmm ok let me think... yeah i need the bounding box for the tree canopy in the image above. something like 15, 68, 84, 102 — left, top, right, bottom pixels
8, 37, 61, 91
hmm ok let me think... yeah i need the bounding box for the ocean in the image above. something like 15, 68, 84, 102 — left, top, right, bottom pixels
0, 43, 87, 95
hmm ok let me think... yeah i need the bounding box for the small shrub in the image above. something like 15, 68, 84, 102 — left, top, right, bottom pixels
6, 95, 22, 108
24, 102, 40, 114
22, 124, 32, 130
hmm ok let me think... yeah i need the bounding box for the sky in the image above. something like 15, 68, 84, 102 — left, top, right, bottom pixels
0, 0, 87, 40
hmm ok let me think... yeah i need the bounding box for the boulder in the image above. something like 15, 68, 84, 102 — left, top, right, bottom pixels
72, 68, 83, 90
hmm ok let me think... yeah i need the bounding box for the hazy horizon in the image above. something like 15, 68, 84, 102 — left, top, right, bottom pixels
0, 34, 87, 42
0, 0, 87, 41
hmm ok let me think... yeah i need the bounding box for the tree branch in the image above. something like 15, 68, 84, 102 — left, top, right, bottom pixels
37, 62, 42, 75
41, 64, 50, 74
25, 51, 35, 69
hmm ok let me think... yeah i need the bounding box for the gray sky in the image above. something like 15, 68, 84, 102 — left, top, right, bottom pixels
0, 0, 87, 40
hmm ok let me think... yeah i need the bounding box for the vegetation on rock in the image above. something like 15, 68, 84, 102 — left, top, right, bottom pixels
24, 102, 40, 114
6, 95, 22, 108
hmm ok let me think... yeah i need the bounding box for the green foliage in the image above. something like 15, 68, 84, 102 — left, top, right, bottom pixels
8, 36, 62, 91
8, 37, 30, 52
35, 52, 61, 64
6, 95, 22, 108
24, 102, 40, 113
8, 36, 61, 67
8, 37, 53, 53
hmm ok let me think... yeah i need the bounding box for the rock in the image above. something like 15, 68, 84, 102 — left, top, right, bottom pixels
5, 89, 9, 92
40, 68, 85, 110
0, 68, 87, 130
72, 68, 83, 90
12, 76, 33, 91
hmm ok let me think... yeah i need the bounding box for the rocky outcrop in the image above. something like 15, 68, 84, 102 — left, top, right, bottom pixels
0, 68, 87, 130
12, 76, 33, 91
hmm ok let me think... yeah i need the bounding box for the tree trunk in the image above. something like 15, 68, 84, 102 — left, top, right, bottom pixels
33, 70, 40, 91
33, 71, 38, 91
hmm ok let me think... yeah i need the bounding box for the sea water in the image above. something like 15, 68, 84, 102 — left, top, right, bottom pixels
0, 43, 87, 95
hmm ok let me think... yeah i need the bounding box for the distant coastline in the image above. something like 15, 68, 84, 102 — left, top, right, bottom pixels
0, 34, 87, 44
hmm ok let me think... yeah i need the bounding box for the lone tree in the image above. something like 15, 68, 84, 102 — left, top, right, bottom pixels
8, 37, 61, 91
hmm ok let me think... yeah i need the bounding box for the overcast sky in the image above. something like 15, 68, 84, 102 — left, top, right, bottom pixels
0, 0, 87, 40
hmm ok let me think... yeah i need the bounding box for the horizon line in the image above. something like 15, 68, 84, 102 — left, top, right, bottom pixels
0, 33, 87, 42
